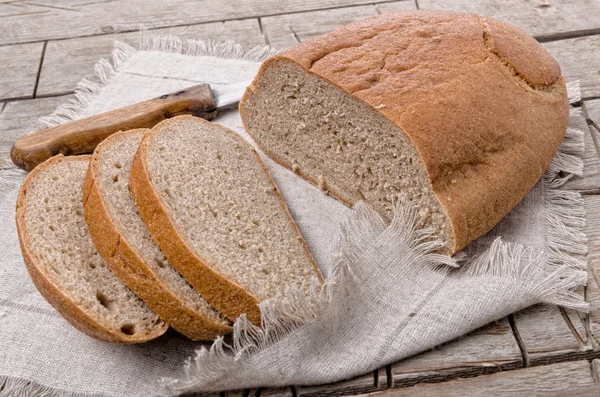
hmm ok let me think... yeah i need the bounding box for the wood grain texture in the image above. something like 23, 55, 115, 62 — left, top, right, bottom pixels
38, 19, 265, 97
261, 387, 294, 396
391, 319, 522, 387
0, 95, 71, 166
357, 361, 598, 397
261, 2, 416, 49
374, 1, 419, 14
417, 0, 600, 40
261, 5, 378, 49
544, 36, 600, 100
0, 42, 44, 100
512, 304, 589, 365
584, 99, 600, 131
297, 371, 377, 397
0, 0, 408, 46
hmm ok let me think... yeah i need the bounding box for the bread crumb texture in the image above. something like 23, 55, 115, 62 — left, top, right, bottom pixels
21, 156, 163, 338
94, 131, 226, 324
146, 118, 319, 301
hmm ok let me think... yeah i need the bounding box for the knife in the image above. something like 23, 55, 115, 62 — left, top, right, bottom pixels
10, 79, 253, 171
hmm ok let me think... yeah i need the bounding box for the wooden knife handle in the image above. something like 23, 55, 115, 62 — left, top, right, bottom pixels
11, 84, 217, 171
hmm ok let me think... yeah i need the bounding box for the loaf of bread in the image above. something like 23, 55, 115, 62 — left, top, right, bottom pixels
240, 10, 569, 254
129, 116, 322, 324
83, 129, 232, 340
16, 155, 167, 342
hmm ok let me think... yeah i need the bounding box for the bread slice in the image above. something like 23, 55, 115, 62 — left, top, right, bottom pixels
239, 10, 569, 254
83, 129, 231, 340
129, 116, 321, 324
16, 155, 167, 343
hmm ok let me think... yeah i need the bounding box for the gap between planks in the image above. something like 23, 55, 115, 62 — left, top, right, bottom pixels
32, 41, 47, 99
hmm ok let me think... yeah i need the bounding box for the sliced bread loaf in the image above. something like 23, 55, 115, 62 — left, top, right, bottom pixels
240, 10, 569, 254
16, 155, 167, 343
129, 116, 321, 324
84, 129, 231, 340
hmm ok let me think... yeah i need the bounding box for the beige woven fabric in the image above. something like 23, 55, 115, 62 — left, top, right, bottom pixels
0, 36, 588, 397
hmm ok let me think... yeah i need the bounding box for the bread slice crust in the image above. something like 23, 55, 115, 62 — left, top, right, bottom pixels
129, 116, 321, 325
83, 129, 232, 340
16, 154, 167, 343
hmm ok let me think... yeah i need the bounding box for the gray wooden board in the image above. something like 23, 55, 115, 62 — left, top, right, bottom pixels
374, 1, 419, 14
357, 361, 598, 397
544, 36, 600, 101
261, 2, 416, 49
0, 95, 71, 166
417, 0, 600, 40
261, 5, 378, 50
0, 42, 44, 100
297, 371, 378, 397
390, 318, 522, 387
261, 387, 294, 396
0, 0, 413, 46
584, 99, 600, 130
512, 303, 589, 366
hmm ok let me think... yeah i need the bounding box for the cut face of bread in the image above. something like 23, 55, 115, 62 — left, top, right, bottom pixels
84, 129, 231, 341
240, 10, 569, 254
241, 59, 451, 246
129, 116, 322, 324
16, 155, 167, 343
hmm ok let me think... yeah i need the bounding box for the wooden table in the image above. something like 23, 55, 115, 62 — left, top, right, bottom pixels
2, 1, 600, 395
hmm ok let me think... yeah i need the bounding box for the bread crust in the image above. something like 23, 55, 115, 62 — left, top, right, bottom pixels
83, 129, 232, 340
16, 154, 167, 343
129, 116, 322, 325
240, 10, 569, 254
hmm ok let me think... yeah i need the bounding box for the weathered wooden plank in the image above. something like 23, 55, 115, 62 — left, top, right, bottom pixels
390, 318, 522, 388
261, 2, 416, 50
0, 95, 71, 166
261, 5, 378, 49
592, 358, 600, 383
584, 99, 600, 131
356, 361, 598, 397
544, 36, 600, 101
373, 2, 418, 14
37, 19, 266, 97
261, 387, 294, 397
512, 303, 589, 366
0, 0, 407, 46
562, 108, 600, 191
297, 371, 377, 397
417, 0, 600, 40
375, 367, 388, 391
0, 42, 44, 100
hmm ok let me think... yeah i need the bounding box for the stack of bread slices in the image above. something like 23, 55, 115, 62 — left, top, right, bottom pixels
16, 115, 322, 343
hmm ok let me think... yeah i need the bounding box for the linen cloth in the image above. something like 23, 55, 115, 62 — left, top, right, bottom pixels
0, 36, 589, 397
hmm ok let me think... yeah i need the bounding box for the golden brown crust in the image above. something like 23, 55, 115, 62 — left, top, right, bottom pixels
242, 10, 569, 253
16, 155, 167, 343
83, 129, 232, 340
129, 119, 261, 324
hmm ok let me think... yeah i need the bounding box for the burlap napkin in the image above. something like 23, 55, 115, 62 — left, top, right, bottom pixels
0, 35, 588, 397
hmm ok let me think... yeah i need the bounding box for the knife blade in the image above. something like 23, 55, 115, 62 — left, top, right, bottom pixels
11, 79, 254, 171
